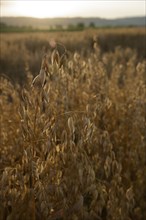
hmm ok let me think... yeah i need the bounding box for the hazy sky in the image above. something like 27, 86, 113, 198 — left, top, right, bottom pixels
1, 0, 145, 19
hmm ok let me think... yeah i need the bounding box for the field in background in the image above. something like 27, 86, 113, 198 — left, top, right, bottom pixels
0, 28, 146, 83
0, 28, 146, 220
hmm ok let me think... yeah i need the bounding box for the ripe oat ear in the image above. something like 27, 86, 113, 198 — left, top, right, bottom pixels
41, 54, 49, 72
31, 53, 51, 88
51, 49, 60, 65
51, 43, 66, 67
31, 69, 46, 88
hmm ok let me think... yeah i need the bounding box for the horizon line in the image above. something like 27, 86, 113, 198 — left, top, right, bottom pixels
1, 15, 145, 19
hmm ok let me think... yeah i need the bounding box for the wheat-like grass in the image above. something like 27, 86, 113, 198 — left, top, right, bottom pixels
0, 30, 146, 220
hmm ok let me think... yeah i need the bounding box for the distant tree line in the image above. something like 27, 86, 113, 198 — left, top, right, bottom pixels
0, 21, 97, 32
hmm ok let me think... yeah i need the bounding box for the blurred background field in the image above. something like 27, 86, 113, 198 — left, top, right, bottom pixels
0, 27, 146, 84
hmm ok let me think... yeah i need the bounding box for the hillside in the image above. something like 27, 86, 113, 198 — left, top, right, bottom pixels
1, 16, 145, 29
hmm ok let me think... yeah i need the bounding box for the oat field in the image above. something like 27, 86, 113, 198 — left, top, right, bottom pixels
0, 28, 146, 220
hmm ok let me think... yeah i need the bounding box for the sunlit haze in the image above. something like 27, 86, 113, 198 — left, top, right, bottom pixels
1, 0, 145, 19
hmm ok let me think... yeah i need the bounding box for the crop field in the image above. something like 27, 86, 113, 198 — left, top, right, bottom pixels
0, 28, 146, 220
